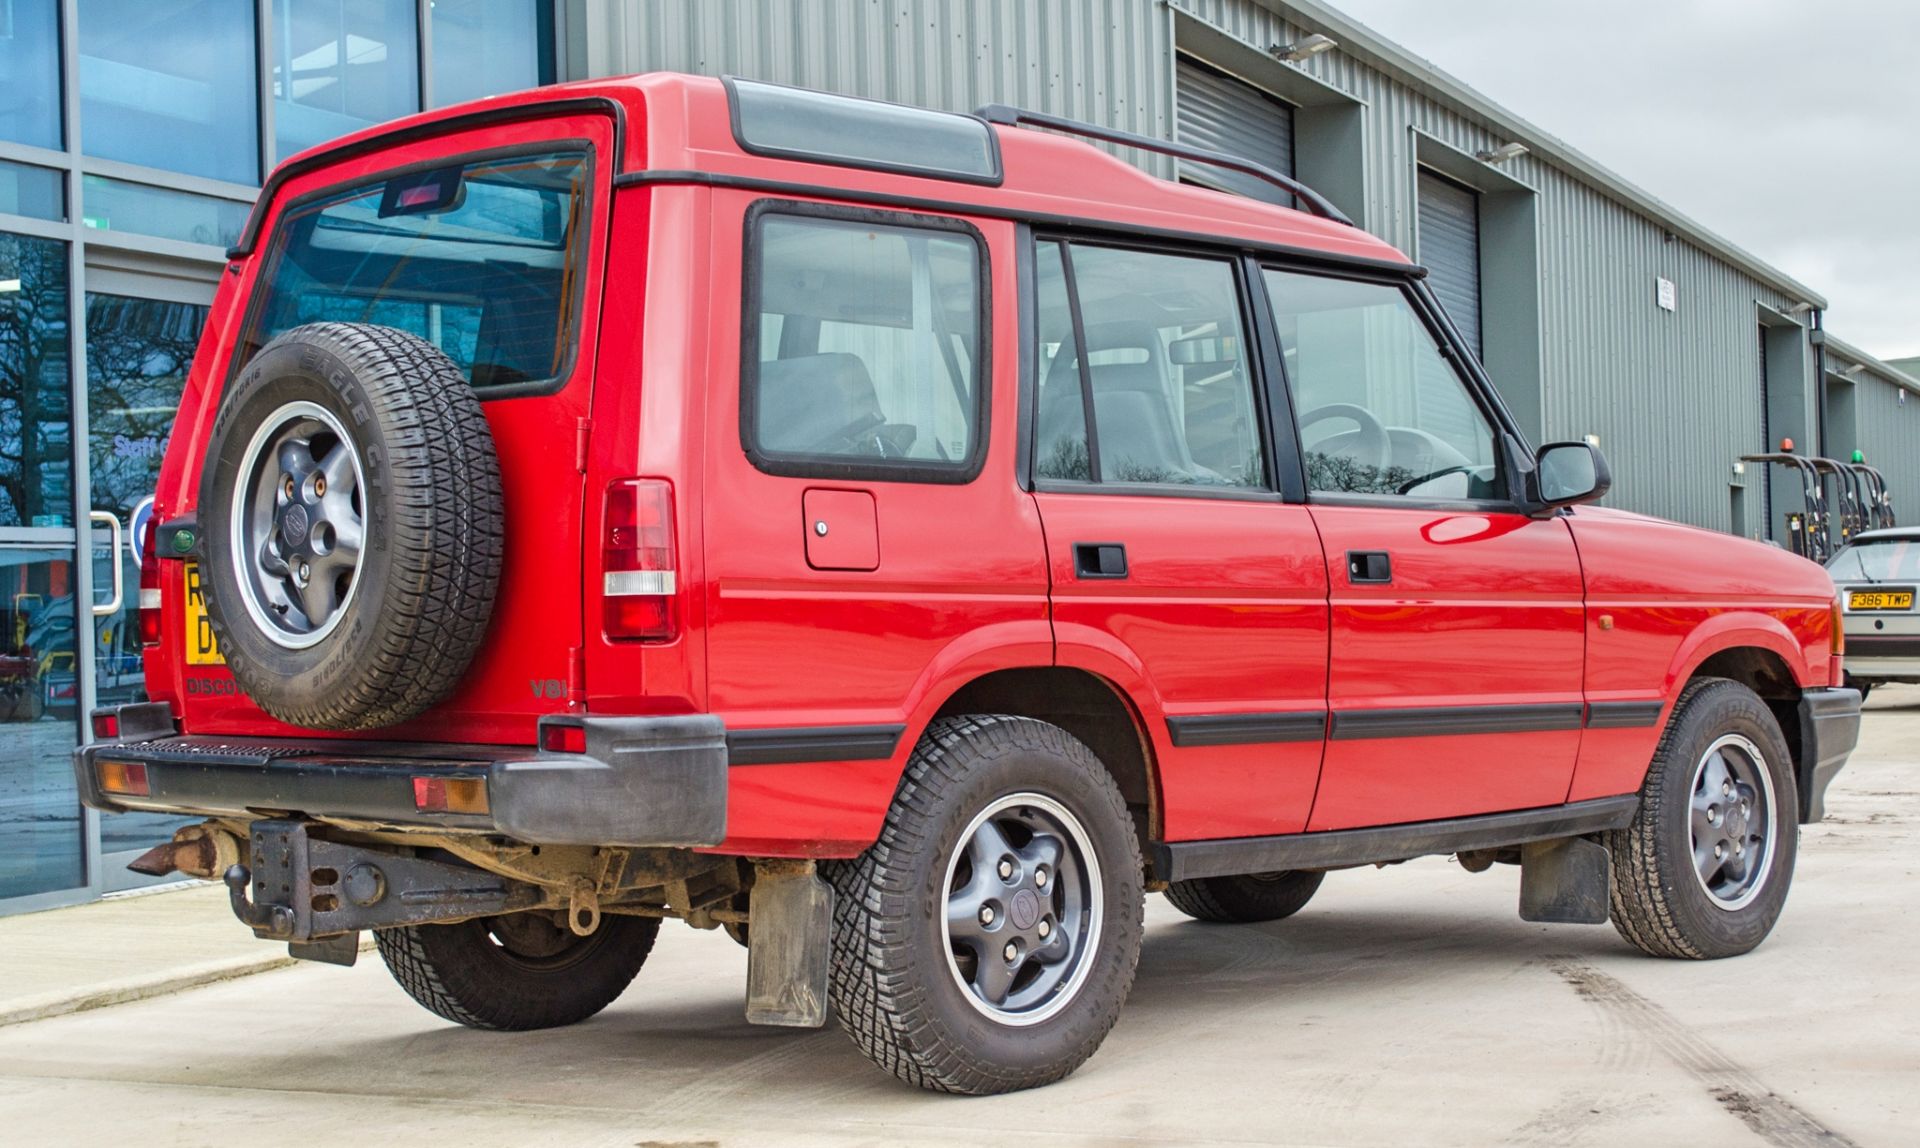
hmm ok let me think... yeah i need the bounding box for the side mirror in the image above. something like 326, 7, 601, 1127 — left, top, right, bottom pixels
1533, 441, 1611, 510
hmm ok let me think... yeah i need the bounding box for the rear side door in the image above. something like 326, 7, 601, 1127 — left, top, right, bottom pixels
699, 197, 1051, 853
1031, 238, 1330, 842
1257, 266, 1586, 830
175, 117, 616, 742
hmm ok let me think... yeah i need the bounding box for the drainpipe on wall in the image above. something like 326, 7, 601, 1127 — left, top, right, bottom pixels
1811, 309, 1829, 460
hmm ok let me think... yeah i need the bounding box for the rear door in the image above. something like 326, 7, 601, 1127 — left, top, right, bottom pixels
1258, 266, 1586, 830
175, 114, 617, 742
698, 196, 1050, 851
1032, 238, 1330, 841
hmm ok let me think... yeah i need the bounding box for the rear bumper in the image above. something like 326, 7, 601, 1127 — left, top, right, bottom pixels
1795, 687, 1861, 823
74, 705, 728, 848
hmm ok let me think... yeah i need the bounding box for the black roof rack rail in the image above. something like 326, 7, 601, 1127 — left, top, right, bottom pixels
975, 102, 1354, 227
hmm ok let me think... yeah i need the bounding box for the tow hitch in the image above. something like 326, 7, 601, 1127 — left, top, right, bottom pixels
223, 819, 544, 965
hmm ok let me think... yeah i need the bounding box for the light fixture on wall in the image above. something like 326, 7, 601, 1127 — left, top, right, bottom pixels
1787, 301, 1815, 315
0, 278, 22, 294
1475, 142, 1529, 165
1838, 363, 1866, 379
1270, 33, 1337, 62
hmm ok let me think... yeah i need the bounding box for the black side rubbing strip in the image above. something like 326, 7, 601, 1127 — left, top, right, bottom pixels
1584, 700, 1665, 729
1166, 711, 1328, 748
1330, 703, 1585, 741
726, 725, 905, 766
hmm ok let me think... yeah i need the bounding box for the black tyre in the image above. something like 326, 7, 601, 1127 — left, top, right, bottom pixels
822, 715, 1144, 1094
375, 911, 659, 1031
1164, 869, 1324, 923
1606, 678, 1799, 959
197, 323, 502, 730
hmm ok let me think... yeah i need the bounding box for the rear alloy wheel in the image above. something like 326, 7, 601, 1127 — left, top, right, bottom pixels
1607, 677, 1798, 959
823, 715, 1144, 1094
375, 911, 659, 1031
1164, 869, 1324, 924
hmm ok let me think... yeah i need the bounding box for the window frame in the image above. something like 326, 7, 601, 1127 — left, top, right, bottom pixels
1026, 231, 1291, 503
739, 197, 993, 485
226, 138, 598, 402
1255, 259, 1529, 514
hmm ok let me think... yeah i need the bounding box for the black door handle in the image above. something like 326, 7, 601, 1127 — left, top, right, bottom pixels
1347, 550, 1391, 584
1074, 542, 1129, 579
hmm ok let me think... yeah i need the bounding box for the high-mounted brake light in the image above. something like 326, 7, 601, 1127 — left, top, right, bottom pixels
603, 478, 677, 641
137, 519, 161, 647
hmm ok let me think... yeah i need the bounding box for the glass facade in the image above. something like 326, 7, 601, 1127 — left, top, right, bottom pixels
0, 0, 63, 150
0, 1, 556, 913
81, 176, 251, 248
78, 0, 262, 185
273, 0, 420, 159
432, 0, 557, 109
0, 160, 65, 222
0, 233, 72, 530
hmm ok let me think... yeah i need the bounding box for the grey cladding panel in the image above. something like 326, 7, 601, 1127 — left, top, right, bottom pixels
1418, 169, 1483, 359
1175, 56, 1294, 205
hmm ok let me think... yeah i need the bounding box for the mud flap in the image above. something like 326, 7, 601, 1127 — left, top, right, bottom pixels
745, 862, 834, 1028
1518, 836, 1611, 925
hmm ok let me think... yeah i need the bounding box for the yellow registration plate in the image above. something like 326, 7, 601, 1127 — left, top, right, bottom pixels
1848, 589, 1914, 611
182, 561, 225, 665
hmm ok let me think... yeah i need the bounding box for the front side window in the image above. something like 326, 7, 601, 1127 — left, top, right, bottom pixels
745, 210, 985, 478
1034, 241, 1265, 490
1263, 269, 1501, 501
240, 149, 590, 395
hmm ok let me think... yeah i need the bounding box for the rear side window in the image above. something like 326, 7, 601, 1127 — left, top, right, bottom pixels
743, 206, 988, 482
238, 148, 591, 397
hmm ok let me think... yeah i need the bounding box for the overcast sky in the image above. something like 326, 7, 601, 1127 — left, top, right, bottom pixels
1327, 0, 1920, 360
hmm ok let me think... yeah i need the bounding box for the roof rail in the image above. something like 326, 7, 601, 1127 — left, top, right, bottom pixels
975, 103, 1355, 227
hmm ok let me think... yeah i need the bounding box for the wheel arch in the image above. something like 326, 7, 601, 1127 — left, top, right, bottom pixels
1679, 644, 1811, 822
930, 666, 1164, 860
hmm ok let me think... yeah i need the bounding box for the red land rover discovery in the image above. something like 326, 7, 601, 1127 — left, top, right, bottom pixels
78, 73, 1861, 1094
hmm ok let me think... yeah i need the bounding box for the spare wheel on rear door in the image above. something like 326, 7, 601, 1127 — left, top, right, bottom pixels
197, 322, 503, 730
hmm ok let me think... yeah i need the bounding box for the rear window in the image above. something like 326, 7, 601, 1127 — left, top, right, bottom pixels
237, 148, 591, 397
1830, 538, 1920, 582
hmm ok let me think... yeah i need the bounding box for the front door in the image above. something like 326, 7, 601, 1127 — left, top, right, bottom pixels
1032, 239, 1329, 841
1258, 266, 1586, 830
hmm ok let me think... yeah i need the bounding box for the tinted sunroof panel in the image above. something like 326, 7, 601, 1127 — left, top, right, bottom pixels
726, 78, 1002, 185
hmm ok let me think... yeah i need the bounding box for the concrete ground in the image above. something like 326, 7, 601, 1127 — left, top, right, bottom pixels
2, 691, 1916, 1146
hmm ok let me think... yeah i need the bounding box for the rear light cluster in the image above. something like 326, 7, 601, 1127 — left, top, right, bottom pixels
1831, 594, 1847, 686
138, 520, 162, 647
97, 759, 149, 797
603, 478, 678, 641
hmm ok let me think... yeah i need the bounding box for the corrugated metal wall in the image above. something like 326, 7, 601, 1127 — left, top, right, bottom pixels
574, 0, 1835, 534
1847, 377, 1920, 529
573, 0, 1172, 140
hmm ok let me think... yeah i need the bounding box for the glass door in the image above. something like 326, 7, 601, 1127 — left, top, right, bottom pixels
84, 287, 211, 888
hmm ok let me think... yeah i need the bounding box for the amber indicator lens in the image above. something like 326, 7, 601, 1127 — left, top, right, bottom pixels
412, 775, 490, 815
97, 760, 150, 796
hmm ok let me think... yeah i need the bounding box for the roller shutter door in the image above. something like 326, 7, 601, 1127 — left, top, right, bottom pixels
1175, 56, 1294, 206
1417, 169, 1483, 358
